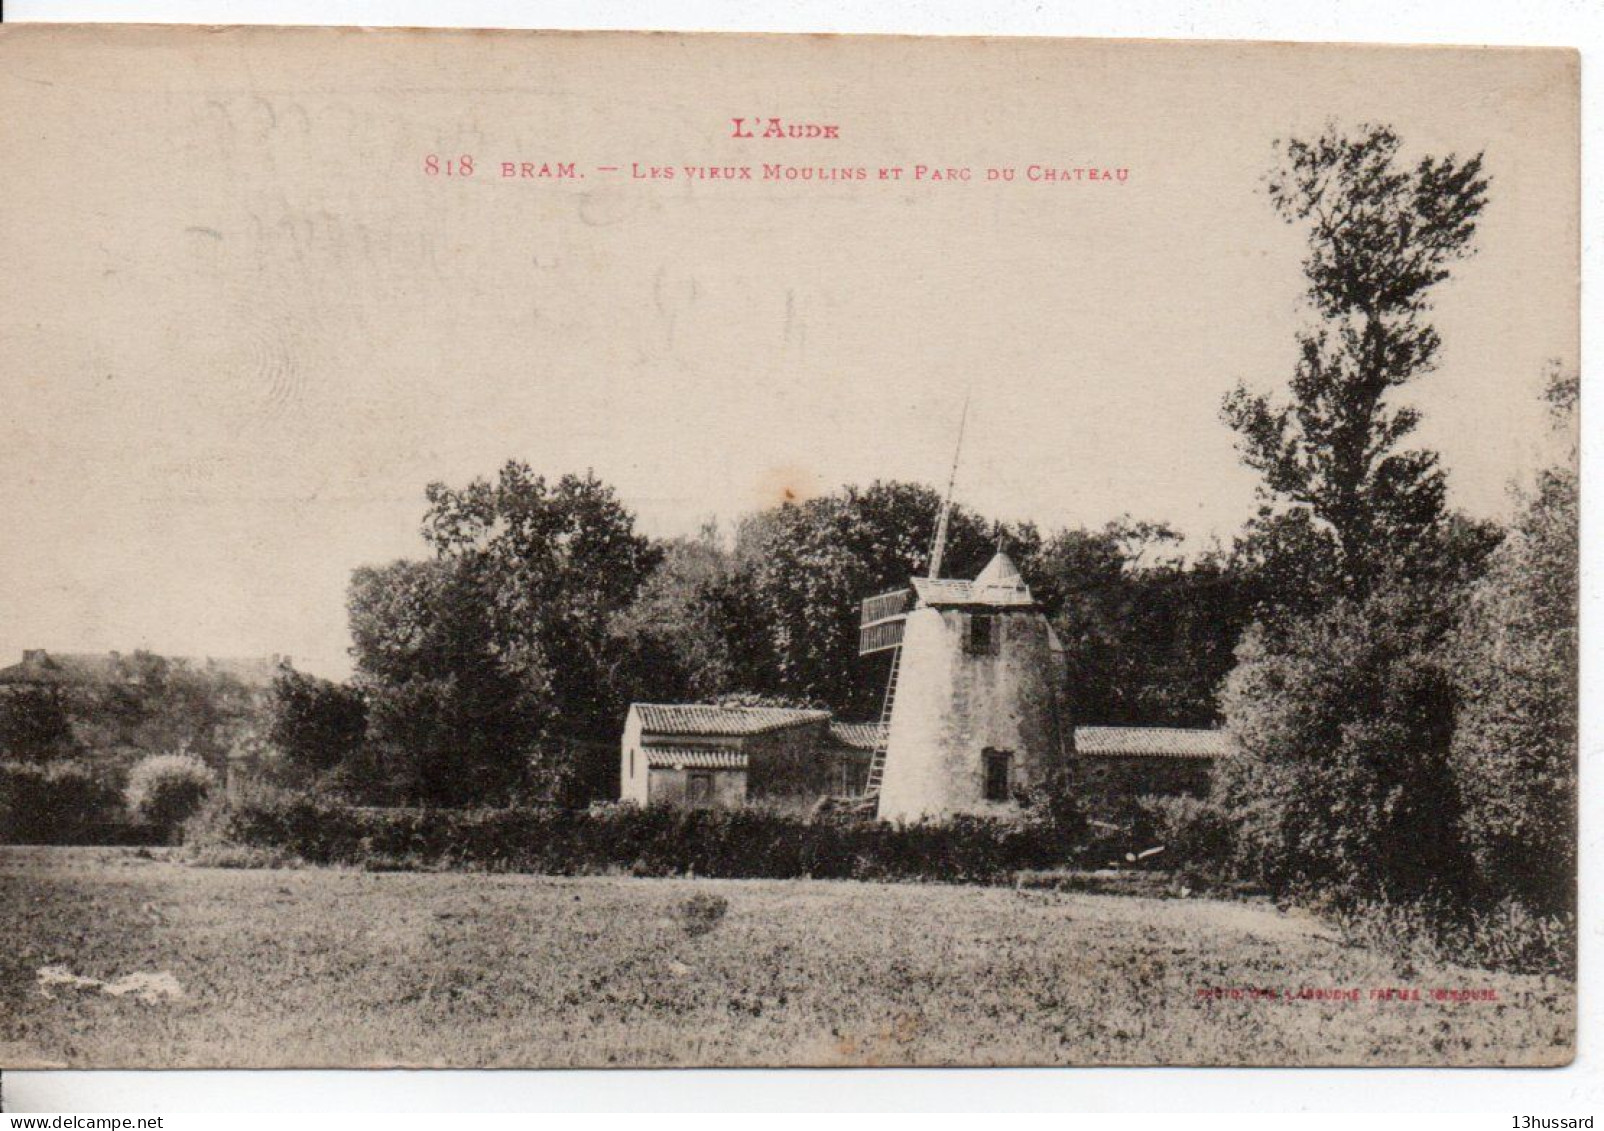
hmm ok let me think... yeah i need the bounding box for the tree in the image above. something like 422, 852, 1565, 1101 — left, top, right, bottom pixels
0, 688, 76, 763
1039, 521, 1253, 727
725, 488, 1252, 725
1216, 586, 1473, 903
346, 465, 658, 805
1447, 368, 1578, 915
420, 464, 660, 740
266, 670, 367, 775
347, 558, 548, 806
360, 673, 532, 807
79, 651, 260, 769
1222, 124, 1490, 599
735, 481, 1034, 716
606, 523, 743, 705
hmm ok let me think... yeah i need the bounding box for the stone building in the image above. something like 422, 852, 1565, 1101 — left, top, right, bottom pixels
617, 553, 1230, 816
618, 703, 874, 811
1073, 725, 1228, 797
856, 550, 1228, 818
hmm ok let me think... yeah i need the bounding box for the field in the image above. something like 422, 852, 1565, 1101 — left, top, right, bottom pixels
0, 847, 1573, 1068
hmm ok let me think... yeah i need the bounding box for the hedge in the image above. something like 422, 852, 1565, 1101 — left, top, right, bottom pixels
0, 760, 158, 846
184, 791, 1087, 883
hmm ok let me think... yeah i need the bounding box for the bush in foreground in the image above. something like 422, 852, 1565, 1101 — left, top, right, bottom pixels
126, 753, 216, 841
1217, 589, 1473, 904
0, 760, 128, 844
1134, 794, 1237, 884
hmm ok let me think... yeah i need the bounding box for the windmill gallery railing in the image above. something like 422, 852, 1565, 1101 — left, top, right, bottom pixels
859, 588, 912, 656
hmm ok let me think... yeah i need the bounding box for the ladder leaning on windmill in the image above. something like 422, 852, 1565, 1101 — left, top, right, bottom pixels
855, 587, 910, 801
862, 644, 901, 796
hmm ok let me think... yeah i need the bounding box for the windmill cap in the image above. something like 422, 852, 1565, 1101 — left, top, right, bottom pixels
971, 551, 1035, 602
974, 550, 1023, 587
908, 551, 1037, 608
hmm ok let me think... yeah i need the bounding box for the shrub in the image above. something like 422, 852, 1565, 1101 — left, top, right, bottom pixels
1216, 589, 1473, 904
126, 753, 215, 840
182, 792, 1086, 883
0, 760, 126, 844
183, 780, 358, 860
1135, 794, 1237, 883
677, 892, 729, 936
1015, 767, 1089, 855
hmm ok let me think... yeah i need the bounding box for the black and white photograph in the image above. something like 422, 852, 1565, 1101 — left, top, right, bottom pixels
0, 22, 1581, 1080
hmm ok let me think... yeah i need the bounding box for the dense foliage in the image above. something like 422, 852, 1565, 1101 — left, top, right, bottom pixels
0, 688, 77, 763
1446, 373, 1578, 917
267, 670, 367, 775
126, 752, 216, 839
187, 791, 1089, 884
344, 465, 657, 805
1042, 522, 1252, 727
1211, 125, 1573, 974
0, 761, 130, 845
75, 652, 264, 768
1217, 588, 1472, 902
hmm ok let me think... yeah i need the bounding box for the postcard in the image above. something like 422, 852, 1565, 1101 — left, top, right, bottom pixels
0, 25, 1578, 1068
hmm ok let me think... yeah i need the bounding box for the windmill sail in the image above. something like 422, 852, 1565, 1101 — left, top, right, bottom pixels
860, 395, 969, 657
859, 587, 912, 655
925, 392, 969, 581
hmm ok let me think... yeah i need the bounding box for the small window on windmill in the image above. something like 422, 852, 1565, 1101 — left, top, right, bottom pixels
983, 749, 1012, 802
966, 613, 999, 656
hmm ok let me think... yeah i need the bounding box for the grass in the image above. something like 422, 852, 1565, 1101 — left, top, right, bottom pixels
0, 847, 1574, 1068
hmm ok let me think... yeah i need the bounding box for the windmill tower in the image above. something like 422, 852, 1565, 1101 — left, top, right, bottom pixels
856, 407, 1070, 820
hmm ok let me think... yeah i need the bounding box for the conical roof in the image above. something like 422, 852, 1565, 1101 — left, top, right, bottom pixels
973, 551, 1022, 588
972, 551, 1034, 604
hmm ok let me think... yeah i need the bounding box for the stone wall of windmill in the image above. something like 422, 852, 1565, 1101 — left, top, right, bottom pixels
874, 553, 1071, 822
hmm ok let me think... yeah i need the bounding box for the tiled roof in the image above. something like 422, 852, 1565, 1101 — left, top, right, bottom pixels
641, 747, 749, 770
632, 703, 830, 737
1074, 726, 1231, 760
828, 721, 885, 750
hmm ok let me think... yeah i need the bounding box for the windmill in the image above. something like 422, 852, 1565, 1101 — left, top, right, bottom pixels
855, 396, 1070, 819
856, 396, 968, 799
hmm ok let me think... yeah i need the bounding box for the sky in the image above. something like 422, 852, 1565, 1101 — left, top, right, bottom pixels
0, 28, 1579, 677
